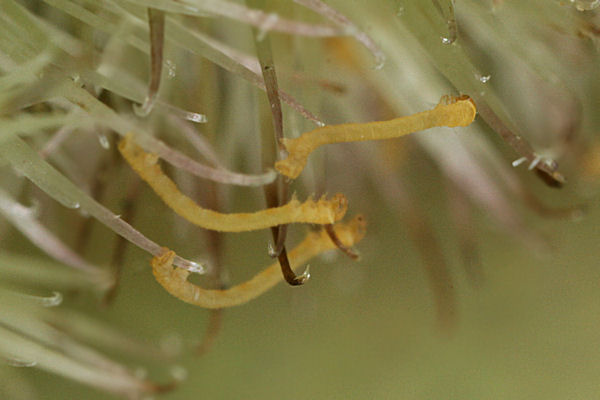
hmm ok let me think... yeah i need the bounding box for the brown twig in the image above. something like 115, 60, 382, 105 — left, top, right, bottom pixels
134, 8, 165, 117
324, 224, 360, 260
250, 7, 306, 285
476, 100, 566, 187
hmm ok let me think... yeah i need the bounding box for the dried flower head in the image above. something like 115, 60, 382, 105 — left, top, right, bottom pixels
1, 0, 598, 398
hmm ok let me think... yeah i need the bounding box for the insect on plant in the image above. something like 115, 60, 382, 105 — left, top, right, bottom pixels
122, 96, 478, 307
118, 133, 349, 232
275, 95, 477, 179
151, 215, 366, 308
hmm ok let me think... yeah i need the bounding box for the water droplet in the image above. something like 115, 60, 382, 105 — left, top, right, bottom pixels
158, 103, 207, 123
187, 261, 205, 274
441, 36, 453, 45
170, 365, 188, 381
183, 112, 208, 124
571, 0, 600, 11
476, 74, 491, 83
511, 157, 527, 167
98, 133, 110, 149
40, 291, 63, 307
315, 121, 326, 128
373, 55, 386, 70
52, 194, 81, 210
267, 242, 277, 257
297, 265, 311, 283
396, 6, 405, 16
543, 158, 558, 170
134, 96, 155, 117
165, 60, 176, 79
20, 291, 64, 307
5, 357, 37, 368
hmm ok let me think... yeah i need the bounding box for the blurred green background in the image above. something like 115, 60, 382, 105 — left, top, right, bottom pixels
2, 0, 600, 399
14, 182, 600, 400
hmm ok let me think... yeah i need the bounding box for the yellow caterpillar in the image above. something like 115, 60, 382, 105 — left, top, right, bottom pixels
276, 95, 477, 179
151, 215, 366, 308
119, 134, 348, 232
